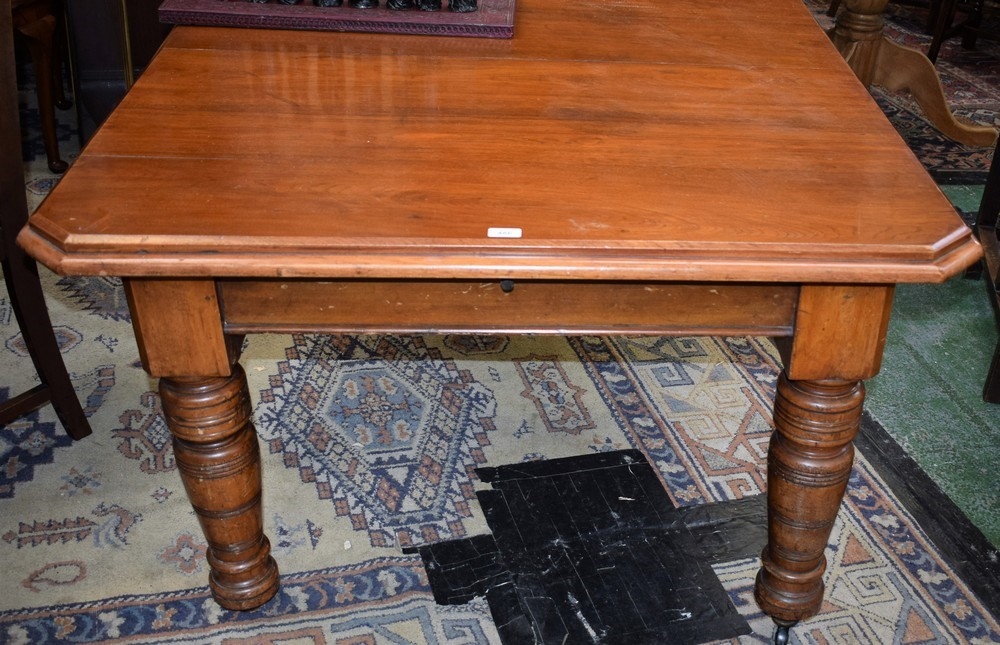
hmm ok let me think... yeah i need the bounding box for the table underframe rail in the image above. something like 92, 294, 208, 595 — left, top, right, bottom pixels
123, 276, 895, 636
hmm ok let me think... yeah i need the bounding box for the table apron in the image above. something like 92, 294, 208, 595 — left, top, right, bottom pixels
218, 279, 799, 337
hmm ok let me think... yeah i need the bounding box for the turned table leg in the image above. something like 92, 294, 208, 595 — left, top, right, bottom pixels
159, 366, 280, 610
124, 278, 281, 611
754, 376, 864, 626
755, 284, 895, 638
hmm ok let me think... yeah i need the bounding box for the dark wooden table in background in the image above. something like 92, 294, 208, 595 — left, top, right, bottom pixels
19, 0, 982, 636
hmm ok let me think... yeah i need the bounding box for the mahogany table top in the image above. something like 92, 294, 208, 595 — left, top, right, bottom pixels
19, 0, 981, 284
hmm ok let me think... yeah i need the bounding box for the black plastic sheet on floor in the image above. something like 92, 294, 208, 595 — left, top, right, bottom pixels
407, 450, 766, 644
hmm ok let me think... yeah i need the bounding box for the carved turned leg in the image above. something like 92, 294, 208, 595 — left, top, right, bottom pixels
754, 375, 864, 626
159, 366, 280, 610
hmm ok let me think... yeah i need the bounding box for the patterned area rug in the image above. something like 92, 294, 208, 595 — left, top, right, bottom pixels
4, 298, 1000, 643
3, 4, 1000, 644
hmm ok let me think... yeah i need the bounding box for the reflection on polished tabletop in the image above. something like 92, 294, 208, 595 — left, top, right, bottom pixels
19, 0, 981, 637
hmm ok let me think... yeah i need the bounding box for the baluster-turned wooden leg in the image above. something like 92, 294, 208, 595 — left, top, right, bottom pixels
159, 366, 280, 610
754, 375, 864, 629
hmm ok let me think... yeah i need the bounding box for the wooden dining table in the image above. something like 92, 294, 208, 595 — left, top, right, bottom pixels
18, 0, 982, 638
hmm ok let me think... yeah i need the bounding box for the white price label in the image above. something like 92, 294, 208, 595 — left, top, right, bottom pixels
487, 227, 523, 239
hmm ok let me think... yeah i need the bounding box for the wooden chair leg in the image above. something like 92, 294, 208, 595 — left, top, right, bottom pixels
927, 0, 944, 32
928, 0, 958, 62
0, 256, 92, 437
929, 0, 988, 62
978, 230, 1000, 403
985, 343, 1000, 403
12, 0, 68, 173
51, 0, 70, 111
960, 0, 985, 51
975, 139, 1000, 404
1, 0, 90, 438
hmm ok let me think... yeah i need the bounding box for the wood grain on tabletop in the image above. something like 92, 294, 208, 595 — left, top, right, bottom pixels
20, 0, 979, 282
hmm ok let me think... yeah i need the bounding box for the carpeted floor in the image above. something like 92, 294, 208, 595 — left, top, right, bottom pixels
2, 2, 1000, 643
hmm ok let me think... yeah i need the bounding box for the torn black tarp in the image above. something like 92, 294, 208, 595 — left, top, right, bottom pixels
407, 450, 766, 644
